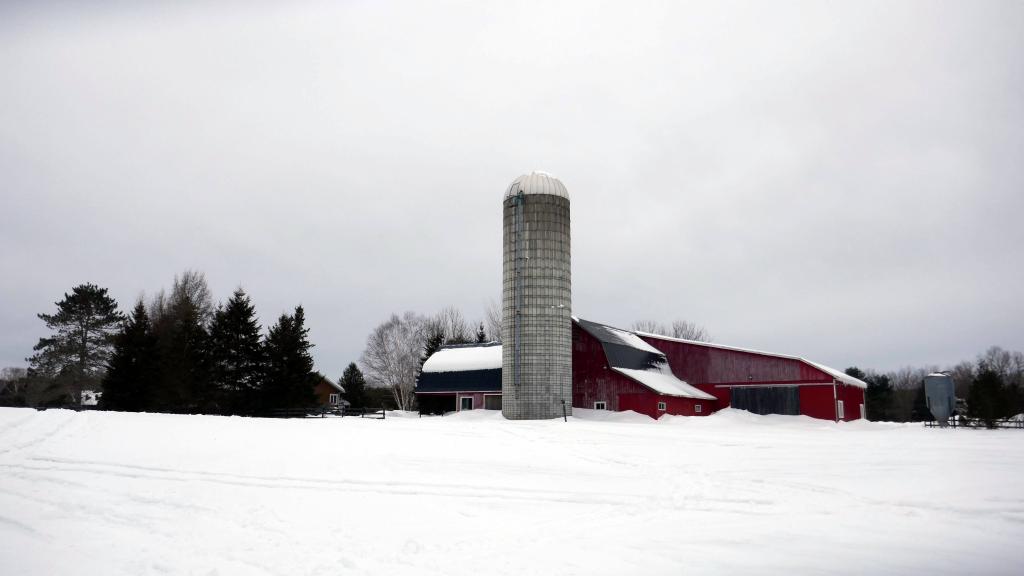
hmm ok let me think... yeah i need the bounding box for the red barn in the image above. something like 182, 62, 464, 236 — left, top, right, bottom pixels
415, 318, 866, 421
572, 318, 716, 418
634, 328, 867, 421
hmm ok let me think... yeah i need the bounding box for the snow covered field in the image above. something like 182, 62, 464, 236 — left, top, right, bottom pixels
1, 408, 1022, 575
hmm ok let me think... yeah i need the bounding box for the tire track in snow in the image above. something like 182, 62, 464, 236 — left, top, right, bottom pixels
0, 410, 80, 457
0, 513, 46, 539
2, 457, 651, 508
0, 456, 782, 517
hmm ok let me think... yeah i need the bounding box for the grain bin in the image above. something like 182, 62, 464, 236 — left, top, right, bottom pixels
924, 372, 956, 427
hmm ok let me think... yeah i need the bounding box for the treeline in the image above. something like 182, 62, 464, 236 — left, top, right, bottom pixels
848, 346, 1024, 423
0, 271, 347, 416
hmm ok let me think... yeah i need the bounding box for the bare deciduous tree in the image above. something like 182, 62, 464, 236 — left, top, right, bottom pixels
484, 298, 502, 342
671, 320, 711, 342
430, 306, 471, 344
631, 320, 670, 336
948, 361, 976, 399
170, 269, 214, 326
0, 367, 28, 397
978, 346, 1024, 390
148, 289, 169, 324
360, 312, 426, 411
631, 319, 712, 342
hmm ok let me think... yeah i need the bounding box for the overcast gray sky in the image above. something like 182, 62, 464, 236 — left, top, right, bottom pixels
2, 0, 1022, 378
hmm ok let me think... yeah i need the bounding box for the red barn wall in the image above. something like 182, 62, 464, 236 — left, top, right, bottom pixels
618, 393, 710, 419
639, 334, 865, 421
837, 384, 865, 421
799, 385, 837, 420
640, 335, 832, 386
571, 324, 714, 417
572, 323, 647, 411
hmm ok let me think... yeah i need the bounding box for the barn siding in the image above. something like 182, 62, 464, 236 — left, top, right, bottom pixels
799, 385, 838, 420
618, 392, 710, 418
572, 323, 648, 411
571, 324, 713, 417
640, 334, 864, 421
640, 335, 836, 386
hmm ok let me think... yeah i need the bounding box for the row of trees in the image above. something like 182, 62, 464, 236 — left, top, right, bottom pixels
1, 272, 334, 416
847, 346, 1024, 424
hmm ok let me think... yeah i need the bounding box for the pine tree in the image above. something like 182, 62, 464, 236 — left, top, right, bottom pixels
208, 289, 264, 415
28, 283, 124, 406
340, 362, 368, 409
968, 367, 1007, 428
419, 328, 445, 376
101, 301, 158, 411
476, 323, 487, 343
865, 374, 894, 421
262, 306, 317, 412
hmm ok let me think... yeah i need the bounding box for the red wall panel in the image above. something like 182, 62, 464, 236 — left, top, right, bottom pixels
640, 335, 835, 386
799, 385, 837, 420
571, 324, 715, 417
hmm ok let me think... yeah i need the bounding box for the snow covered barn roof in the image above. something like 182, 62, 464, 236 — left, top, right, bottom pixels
574, 318, 715, 400
417, 343, 502, 393
633, 332, 869, 389
504, 171, 569, 201
422, 342, 502, 373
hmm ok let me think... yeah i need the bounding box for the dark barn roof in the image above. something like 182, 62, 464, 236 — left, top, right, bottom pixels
417, 369, 501, 393
574, 318, 667, 371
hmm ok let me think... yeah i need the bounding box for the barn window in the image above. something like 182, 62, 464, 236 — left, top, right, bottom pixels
593, 401, 607, 410
460, 397, 474, 411
329, 393, 339, 405
837, 400, 845, 419
657, 401, 666, 411
695, 404, 702, 413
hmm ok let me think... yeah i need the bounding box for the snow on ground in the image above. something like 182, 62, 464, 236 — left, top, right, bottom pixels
1, 408, 1022, 575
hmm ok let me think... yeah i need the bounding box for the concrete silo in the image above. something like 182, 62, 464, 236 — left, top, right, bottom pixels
501, 171, 572, 420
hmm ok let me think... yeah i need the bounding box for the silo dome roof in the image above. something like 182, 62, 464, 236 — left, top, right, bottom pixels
504, 171, 569, 200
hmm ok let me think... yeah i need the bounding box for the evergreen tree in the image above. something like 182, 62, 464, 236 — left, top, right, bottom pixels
28, 283, 124, 406
339, 362, 368, 409
475, 323, 487, 343
865, 374, 894, 421
208, 289, 264, 415
968, 367, 1007, 428
419, 327, 445, 376
101, 301, 158, 411
262, 306, 317, 412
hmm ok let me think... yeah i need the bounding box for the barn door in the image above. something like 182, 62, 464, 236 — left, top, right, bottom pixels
730, 386, 800, 416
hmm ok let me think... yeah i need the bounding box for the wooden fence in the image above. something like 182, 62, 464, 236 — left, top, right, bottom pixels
925, 417, 1024, 429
